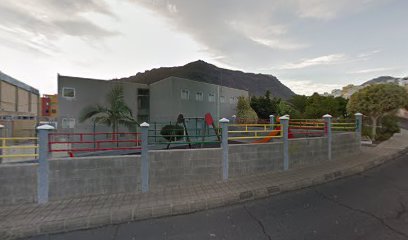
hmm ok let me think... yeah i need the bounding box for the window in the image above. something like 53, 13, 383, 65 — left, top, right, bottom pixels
195, 92, 203, 101
62, 87, 75, 98
229, 97, 234, 104
208, 93, 215, 102
51, 109, 56, 113
62, 118, 75, 129
138, 88, 149, 96
220, 96, 225, 103
181, 89, 190, 100
138, 89, 150, 111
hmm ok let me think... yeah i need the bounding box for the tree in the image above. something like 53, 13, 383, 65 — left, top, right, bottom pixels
79, 85, 138, 132
334, 97, 349, 118
347, 84, 408, 140
288, 95, 308, 115
303, 93, 348, 119
250, 90, 280, 119
277, 101, 301, 118
236, 96, 258, 123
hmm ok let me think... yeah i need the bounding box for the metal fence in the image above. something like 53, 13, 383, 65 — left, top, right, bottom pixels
48, 132, 142, 155
227, 123, 283, 142
0, 137, 38, 162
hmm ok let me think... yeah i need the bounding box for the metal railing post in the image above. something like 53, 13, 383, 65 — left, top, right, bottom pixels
37, 124, 55, 204
219, 118, 230, 180
323, 114, 332, 161
280, 116, 289, 170
355, 113, 363, 143
140, 122, 150, 192
0, 124, 4, 164
269, 115, 275, 130
231, 115, 236, 124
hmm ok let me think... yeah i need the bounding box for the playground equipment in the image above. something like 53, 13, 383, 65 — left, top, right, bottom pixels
228, 123, 283, 142
148, 113, 221, 149
203, 113, 221, 141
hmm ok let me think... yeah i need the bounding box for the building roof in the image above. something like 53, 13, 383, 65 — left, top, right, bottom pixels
151, 76, 249, 92
0, 71, 40, 95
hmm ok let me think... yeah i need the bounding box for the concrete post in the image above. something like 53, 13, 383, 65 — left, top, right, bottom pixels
231, 115, 236, 124
37, 124, 55, 204
269, 115, 275, 130
219, 118, 230, 180
140, 122, 150, 192
323, 114, 332, 161
355, 113, 363, 135
280, 116, 289, 171
0, 124, 4, 164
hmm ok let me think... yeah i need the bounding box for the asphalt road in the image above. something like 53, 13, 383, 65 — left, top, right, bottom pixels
26, 148, 408, 240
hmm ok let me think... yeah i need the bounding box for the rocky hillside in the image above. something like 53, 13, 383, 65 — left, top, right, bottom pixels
115, 60, 295, 99
362, 76, 408, 86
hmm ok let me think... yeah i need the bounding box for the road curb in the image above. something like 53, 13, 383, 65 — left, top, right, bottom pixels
6, 147, 408, 239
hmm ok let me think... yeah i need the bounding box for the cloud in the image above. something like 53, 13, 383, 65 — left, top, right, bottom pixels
277, 54, 347, 70
130, 0, 391, 70
0, 0, 117, 55
357, 49, 382, 58
296, 0, 387, 20
283, 79, 343, 95
250, 37, 308, 50
348, 67, 396, 74
132, 0, 312, 68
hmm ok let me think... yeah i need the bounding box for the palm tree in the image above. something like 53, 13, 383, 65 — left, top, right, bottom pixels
79, 85, 139, 133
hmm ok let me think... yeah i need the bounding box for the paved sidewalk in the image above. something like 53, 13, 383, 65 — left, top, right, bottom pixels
1, 130, 408, 240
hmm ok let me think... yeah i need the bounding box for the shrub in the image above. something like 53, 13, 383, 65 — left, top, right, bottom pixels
362, 115, 400, 142
160, 124, 184, 141
376, 115, 400, 141
236, 96, 258, 123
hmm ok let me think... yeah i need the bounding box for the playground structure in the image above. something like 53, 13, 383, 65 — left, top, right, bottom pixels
45, 113, 357, 157
147, 113, 221, 149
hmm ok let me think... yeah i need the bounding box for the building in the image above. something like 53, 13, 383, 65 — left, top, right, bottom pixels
41, 94, 58, 120
58, 75, 248, 133
0, 71, 40, 137
341, 84, 363, 99
149, 76, 248, 122
330, 89, 342, 98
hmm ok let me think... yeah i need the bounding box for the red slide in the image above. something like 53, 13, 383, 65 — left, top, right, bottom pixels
252, 126, 294, 143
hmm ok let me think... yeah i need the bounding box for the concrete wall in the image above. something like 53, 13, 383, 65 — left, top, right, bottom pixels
12, 119, 37, 137
0, 74, 39, 117
289, 137, 329, 169
30, 93, 39, 115
0, 132, 361, 205
150, 77, 249, 122
17, 88, 29, 113
332, 132, 360, 157
229, 142, 283, 178
1, 81, 17, 112
48, 156, 141, 201
149, 148, 222, 190
0, 164, 37, 205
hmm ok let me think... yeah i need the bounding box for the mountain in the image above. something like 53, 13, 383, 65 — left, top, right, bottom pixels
362, 76, 408, 86
115, 60, 295, 99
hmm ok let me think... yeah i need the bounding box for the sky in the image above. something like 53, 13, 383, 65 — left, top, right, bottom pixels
0, 0, 407, 96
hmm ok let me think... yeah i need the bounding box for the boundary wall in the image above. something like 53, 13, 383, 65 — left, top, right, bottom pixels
0, 114, 363, 205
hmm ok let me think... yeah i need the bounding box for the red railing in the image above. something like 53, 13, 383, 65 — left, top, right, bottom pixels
48, 132, 142, 153
289, 120, 326, 138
